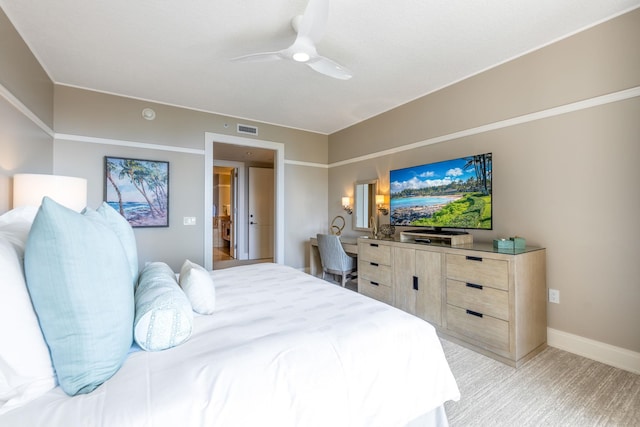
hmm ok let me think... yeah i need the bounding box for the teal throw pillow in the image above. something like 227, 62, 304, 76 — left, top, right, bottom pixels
83, 202, 138, 286
24, 197, 134, 396
134, 262, 193, 351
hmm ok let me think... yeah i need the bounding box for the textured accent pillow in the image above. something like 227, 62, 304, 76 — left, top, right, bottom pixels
0, 236, 56, 414
84, 202, 138, 286
24, 197, 134, 396
179, 259, 216, 315
134, 262, 193, 351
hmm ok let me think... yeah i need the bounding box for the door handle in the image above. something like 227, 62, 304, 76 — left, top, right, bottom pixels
250, 221, 258, 225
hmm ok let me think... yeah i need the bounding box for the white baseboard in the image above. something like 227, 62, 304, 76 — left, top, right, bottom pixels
547, 328, 640, 375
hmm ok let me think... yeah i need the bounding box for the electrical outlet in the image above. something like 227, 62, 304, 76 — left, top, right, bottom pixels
549, 289, 560, 304
183, 217, 196, 226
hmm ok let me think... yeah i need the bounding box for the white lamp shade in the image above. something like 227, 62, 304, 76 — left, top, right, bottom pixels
375, 194, 385, 205
13, 174, 88, 212
342, 197, 350, 207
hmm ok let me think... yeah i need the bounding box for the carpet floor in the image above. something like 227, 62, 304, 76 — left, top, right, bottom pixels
442, 339, 640, 426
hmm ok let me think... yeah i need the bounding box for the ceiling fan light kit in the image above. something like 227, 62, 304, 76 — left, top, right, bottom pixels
292, 52, 311, 63
231, 0, 352, 80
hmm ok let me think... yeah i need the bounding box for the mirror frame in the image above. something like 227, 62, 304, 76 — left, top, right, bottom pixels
353, 179, 378, 231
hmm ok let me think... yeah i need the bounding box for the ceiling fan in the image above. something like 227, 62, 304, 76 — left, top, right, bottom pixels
231, 0, 352, 80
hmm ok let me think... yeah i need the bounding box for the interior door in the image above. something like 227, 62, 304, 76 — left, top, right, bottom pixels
248, 167, 274, 259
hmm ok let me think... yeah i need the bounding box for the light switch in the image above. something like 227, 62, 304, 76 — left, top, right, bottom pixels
183, 217, 196, 226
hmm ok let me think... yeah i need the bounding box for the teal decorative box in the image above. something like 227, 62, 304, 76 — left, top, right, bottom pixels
493, 239, 514, 250
510, 237, 526, 249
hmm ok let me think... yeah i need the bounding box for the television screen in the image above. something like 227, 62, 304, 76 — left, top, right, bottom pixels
390, 153, 492, 231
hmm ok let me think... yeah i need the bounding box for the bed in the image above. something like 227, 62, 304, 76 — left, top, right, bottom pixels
0, 201, 459, 426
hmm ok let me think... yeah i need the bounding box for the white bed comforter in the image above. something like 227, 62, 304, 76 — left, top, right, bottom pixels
2, 263, 459, 427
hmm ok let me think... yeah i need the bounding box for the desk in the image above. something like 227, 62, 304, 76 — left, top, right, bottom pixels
309, 236, 358, 277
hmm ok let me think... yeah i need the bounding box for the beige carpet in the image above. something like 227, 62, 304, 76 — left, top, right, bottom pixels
442, 339, 640, 426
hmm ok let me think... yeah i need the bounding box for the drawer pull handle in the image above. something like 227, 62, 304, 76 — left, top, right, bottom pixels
370, 281, 380, 287
413, 276, 419, 291
370, 262, 379, 267
466, 256, 483, 262
466, 309, 483, 318
466, 283, 483, 290
370, 243, 379, 247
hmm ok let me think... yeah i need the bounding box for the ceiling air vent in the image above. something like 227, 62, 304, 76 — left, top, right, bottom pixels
237, 124, 258, 136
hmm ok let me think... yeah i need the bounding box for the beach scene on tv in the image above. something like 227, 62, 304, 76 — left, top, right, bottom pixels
390, 153, 492, 230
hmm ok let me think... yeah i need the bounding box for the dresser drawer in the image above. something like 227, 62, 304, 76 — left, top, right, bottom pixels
359, 261, 392, 287
446, 254, 509, 291
446, 304, 509, 351
359, 279, 393, 305
446, 279, 509, 321
359, 242, 392, 265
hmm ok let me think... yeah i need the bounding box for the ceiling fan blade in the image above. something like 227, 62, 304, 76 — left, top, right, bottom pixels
230, 51, 284, 63
297, 0, 329, 44
230, 0, 353, 79
307, 56, 352, 80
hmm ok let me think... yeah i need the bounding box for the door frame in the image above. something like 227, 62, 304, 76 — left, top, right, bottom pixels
204, 132, 284, 270
213, 161, 245, 259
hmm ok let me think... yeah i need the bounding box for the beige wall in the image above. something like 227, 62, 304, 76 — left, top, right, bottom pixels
329, 9, 640, 162
0, 7, 53, 213
0, 8, 53, 129
329, 9, 640, 353
52, 86, 328, 271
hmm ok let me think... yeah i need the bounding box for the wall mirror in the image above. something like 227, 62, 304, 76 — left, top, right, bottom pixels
353, 179, 378, 231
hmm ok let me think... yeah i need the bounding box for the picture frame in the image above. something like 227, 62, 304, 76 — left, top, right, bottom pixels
104, 156, 169, 228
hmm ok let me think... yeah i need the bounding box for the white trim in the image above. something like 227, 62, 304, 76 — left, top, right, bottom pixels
204, 142, 214, 269
54, 133, 205, 155
548, 328, 640, 375
0, 82, 54, 137
204, 132, 285, 270
285, 159, 328, 168
329, 86, 640, 168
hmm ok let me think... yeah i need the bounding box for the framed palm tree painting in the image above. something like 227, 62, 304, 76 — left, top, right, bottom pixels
104, 156, 169, 227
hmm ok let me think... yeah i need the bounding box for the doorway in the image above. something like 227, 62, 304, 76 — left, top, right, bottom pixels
204, 132, 285, 271
212, 165, 237, 262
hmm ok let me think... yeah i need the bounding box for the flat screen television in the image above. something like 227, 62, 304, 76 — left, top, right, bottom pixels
389, 153, 492, 233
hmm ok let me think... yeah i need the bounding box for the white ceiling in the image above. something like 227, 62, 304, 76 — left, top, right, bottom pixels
2, 0, 639, 135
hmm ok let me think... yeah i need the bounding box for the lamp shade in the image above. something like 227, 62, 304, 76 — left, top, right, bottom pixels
342, 197, 350, 207
375, 194, 385, 205
13, 174, 87, 212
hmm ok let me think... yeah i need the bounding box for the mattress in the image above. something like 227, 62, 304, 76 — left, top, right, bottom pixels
1, 263, 459, 426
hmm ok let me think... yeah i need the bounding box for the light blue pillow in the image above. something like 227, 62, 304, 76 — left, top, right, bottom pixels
83, 202, 138, 286
134, 262, 193, 351
24, 197, 134, 396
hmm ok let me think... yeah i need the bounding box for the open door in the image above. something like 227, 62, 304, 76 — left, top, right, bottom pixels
228, 167, 238, 259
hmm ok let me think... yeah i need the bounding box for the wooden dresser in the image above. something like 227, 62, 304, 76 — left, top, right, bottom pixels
357, 238, 547, 367
358, 241, 393, 305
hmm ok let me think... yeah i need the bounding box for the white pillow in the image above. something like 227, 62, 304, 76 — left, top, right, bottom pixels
179, 259, 216, 315
0, 206, 38, 260
0, 235, 56, 414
